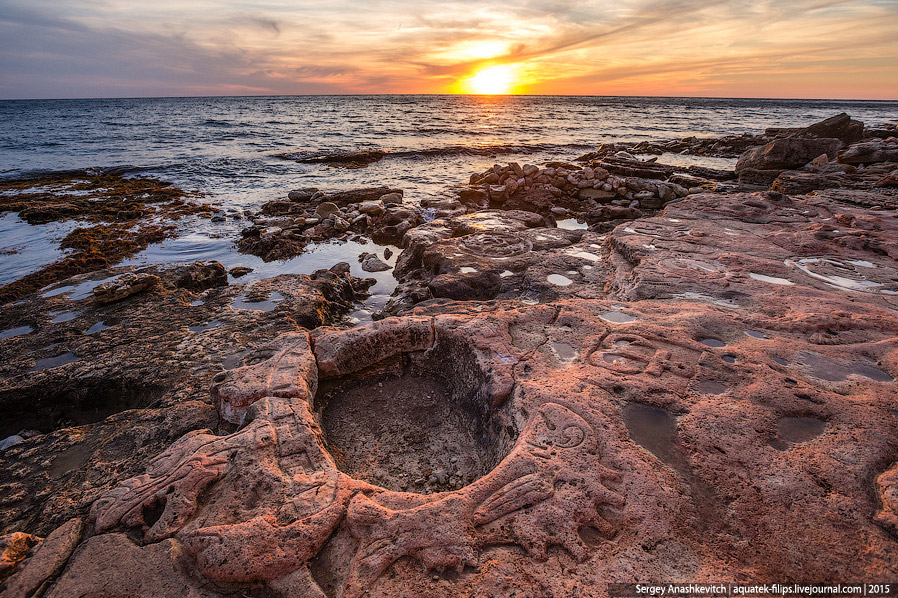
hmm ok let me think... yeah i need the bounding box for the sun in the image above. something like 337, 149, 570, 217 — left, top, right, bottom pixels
462, 65, 517, 95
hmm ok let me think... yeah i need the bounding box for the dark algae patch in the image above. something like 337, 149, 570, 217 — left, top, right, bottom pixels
0, 171, 214, 302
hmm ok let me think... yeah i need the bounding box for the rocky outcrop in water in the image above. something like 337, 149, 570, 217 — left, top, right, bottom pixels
238, 187, 409, 260
0, 171, 215, 303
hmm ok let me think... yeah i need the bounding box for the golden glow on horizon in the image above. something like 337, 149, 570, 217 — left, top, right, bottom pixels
460, 64, 518, 95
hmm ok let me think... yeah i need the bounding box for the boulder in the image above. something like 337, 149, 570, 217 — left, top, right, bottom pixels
287, 188, 320, 202
837, 139, 898, 165
314, 202, 341, 219
370, 207, 423, 245
735, 137, 843, 172
766, 113, 864, 145
360, 253, 391, 272
358, 200, 385, 216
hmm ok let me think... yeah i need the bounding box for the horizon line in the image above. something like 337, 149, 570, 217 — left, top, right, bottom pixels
2, 93, 897, 103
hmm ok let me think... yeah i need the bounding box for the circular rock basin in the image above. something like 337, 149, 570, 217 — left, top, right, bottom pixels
315, 353, 513, 494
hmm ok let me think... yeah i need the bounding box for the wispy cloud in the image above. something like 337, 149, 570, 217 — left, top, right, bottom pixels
0, 0, 895, 98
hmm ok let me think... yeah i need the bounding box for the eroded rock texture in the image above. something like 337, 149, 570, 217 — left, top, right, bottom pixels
0, 262, 373, 539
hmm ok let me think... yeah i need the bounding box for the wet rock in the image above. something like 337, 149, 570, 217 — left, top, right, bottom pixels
370, 206, 423, 245
228, 266, 253, 278
765, 112, 865, 146
92, 273, 160, 304
379, 192, 403, 205
771, 171, 841, 195
300, 150, 386, 168
838, 139, 898, 165
287, 187, 320, 202
315, 202, 341, 219
358, 200, 385, 216
360, 253, 391, 273
0, 436, 24, 450
0, 172, 213, 303
735, 137, 843, 172
323, 187, 403, 207
378, 211, 606, 317
174, 261, 228, 292
44, 271, 898, 596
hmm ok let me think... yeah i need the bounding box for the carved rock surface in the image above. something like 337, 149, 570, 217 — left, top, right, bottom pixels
0, 263, 372, 537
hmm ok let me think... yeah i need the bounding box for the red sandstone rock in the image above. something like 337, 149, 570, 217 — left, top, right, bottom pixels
2, 127, 898, 597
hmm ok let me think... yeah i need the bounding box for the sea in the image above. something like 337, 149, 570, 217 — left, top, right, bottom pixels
1, 95, 896, 318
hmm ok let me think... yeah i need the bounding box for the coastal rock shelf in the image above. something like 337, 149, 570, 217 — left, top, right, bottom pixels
1, 113, 897, 597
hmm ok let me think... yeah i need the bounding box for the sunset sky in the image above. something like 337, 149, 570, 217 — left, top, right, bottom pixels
0, 0, 896, 99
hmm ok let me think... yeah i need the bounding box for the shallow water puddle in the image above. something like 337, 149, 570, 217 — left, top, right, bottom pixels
570, 251, 602, 262
499, 270, 514, 278
600, 311, 636, 323
546, 274, 573, 286
622, 403, 682, 466
50, 311, 81, 324
794, 351, 892, 382
749, 272, 794, 286
221, 351, 251, 370
771, 356, 789, 366
459, 267, 478, 274
695, 380, 728, 395
231, 291, 285, 312
31, 352, 80, 372
189, 319, 223, 332
552, 342, 578, 362
786, 256, 895, 294
48, 443, 94, 478
769, 416, 826, 451
700, 338, 726, 348
0, 325, 34, 340
745, 330, 769, 339
557, 218, 588, 230
84, 321, 109, 335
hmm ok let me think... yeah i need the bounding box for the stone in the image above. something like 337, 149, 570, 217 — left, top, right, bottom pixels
837, 139, 898, 165
0, 532, 40, 583
358, 200, 385, 216
379, 192, 403, 205
370, 206, 423, 246
361, 254, 391, 273
735, 137, 843, 172
765, 112, 864, 145
92, 272, 160, 304
287, 187, 320, 202
458, 187, 488, 207
228, 266, 253, 278
315, 202, 341, 219
1, 518, 84, 597
0, 263, 374, 537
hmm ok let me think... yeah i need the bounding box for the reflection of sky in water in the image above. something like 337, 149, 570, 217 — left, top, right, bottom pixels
0, 213, 77, 286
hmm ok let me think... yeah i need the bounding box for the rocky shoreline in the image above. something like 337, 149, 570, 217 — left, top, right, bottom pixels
1, 113, 897, 597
